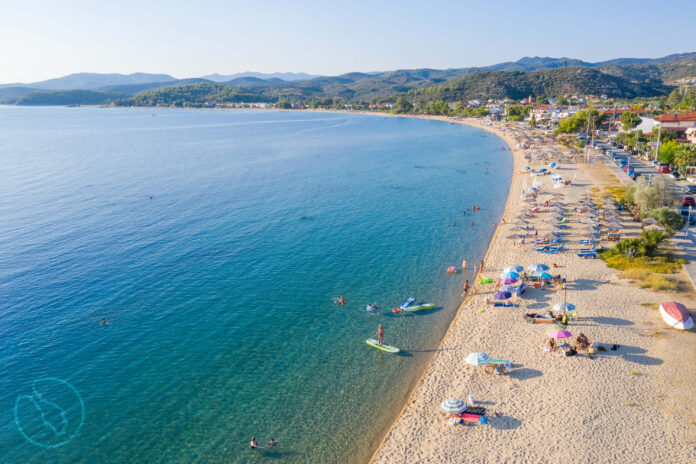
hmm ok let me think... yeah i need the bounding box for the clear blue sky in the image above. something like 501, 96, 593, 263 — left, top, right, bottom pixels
1, 0, 695, 83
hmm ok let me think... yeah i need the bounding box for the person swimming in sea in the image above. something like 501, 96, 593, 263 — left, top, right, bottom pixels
337, 296, 346, 306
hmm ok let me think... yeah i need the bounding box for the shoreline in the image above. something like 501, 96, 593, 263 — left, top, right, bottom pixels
366, 116, 520, 463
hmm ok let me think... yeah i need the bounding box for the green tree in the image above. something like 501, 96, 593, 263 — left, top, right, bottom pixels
393, 96, 413, 114
556, 95, 568, 105
620, 111, 641, 131
658, 140, 681, 164
529, 116, 537, 128
673, 144, 696, 175
632, 176, 678, 214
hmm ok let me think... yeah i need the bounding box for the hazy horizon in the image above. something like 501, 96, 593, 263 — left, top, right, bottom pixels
1, 0, 695, 84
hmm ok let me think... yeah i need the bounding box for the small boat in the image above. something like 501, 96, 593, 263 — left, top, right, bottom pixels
399, 297, 416, 310
659, 301, 694, 330
403, 303, 435, 312
446, 266, 456, 274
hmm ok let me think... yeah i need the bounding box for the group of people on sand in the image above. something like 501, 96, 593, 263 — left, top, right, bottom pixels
545, 332, 592, 357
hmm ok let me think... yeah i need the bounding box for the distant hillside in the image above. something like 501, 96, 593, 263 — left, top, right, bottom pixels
0, 86, 38, 104
202, 72, 320, 82
598, 58, 696, 84
116, 83, 270, 107
223, 76, 286, 87
16, 89, 126, 105
0, 72, 177, 91
98, 78, 212, 95
408, 67, 672, 102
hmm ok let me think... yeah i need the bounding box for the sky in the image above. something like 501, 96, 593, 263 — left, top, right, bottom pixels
1, 0, 695, 84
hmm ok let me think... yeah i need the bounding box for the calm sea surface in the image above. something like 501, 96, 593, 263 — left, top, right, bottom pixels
0, 107, 511, 463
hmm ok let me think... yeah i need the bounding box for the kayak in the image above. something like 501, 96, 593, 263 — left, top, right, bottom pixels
403, 303, 435, 312
365, 339, 400, 353
399, 297, 416, 310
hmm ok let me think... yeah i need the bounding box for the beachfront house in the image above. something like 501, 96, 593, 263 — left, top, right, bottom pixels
686, 127, 696, 145
655, 112, 696, 140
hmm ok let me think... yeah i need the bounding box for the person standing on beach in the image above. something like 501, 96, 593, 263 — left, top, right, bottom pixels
377, 324, 384, 345
462, 280, 470, 297
480, 260, 485, 272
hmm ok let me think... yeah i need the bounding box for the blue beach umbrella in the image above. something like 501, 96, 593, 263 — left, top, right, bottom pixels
553, 302, 575, 311
549, 162, 556, 169
533, 272, 553, 280
527, 263, 549, 272
465, 352, 491, 367
440, 398, 467, 413
499, 271, 520, 279
523, 166, 531, 171
538, 168, 547, 173
504, 265, 524, 273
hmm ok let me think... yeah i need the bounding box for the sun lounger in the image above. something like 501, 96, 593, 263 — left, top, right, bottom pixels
535, 245, 550, 251
543, 243, 565, 253
578, 239, 596, 245
577, 252, 597, 259
493, 301, 514, 307
580, 246, 598, 253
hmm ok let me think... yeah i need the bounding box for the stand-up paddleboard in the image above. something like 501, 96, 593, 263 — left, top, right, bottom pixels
399, 297, 416, 310
365, 339, 400, 353
403, 303, 435, 312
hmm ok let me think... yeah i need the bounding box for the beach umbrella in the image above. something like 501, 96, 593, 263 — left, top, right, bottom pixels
499, 271, 520, 279
642, 218, 658, 225
528, 263, 549, 272
538, 168, 547, 173
533, 272, 553, 279
644, 224, 665, 231
548, 162, 556, 169
553, 302, 575, 311
499, 285, 517, 293
606, 222, 621, 229
440, 398, 468, 414
523, 166, 531, 171
465, 352, 491, 367
498, 278, 518, 285
504, 265, 524, 273
546, 329, 573, 339
552, 175, 563, 182
494, 291, 512, 300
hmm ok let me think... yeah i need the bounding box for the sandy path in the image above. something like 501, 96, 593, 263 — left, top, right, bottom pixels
371, 119, 696, 464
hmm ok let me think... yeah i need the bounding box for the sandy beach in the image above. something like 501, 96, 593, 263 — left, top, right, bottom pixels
371, 117, 696, 463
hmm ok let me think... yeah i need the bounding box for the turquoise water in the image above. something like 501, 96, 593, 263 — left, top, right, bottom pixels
0, 107, 511, 463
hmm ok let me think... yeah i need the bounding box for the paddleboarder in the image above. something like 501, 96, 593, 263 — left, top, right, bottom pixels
377, 324, 384, 345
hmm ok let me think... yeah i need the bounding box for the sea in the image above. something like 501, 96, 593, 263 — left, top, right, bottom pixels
0, 107, 512, 463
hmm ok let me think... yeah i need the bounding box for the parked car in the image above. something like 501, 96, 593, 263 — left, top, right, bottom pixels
658, 164, 671, 173
680, 206, 696, 225
617, 144, 624, 149
630, 172, 641, 181
684, 196, 696, 207
684, 185, 696, 194
627, 167, 635, 176
671, 171, 681, 180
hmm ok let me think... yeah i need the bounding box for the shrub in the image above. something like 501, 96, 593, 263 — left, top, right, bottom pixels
650, 207, 686, 235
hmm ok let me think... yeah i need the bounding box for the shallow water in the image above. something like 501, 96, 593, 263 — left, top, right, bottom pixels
0, 107, 511, 463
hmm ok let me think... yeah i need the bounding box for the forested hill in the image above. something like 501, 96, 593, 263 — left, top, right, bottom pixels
408, 67, 672, 102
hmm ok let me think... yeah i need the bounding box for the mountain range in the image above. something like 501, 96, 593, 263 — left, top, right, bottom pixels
1, 52, 694, 106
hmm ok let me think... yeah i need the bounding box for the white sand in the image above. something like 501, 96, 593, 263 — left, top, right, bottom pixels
371, 119, 696, 463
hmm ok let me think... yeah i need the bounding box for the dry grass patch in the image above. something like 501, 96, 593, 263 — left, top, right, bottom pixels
639, 302, 660, 310
619, 269, 678, 291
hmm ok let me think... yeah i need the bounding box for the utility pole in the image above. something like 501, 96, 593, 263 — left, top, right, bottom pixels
654, 124, 661, 163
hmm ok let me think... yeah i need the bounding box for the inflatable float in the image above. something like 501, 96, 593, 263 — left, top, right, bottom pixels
446, 266, 456, 274
659, 301, 694, 330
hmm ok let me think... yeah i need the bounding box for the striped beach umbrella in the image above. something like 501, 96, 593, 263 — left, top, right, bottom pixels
504, 265, 524, 273
465, 352, 491, 367
528, 263, 549, 272
440, 398, 468, 414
